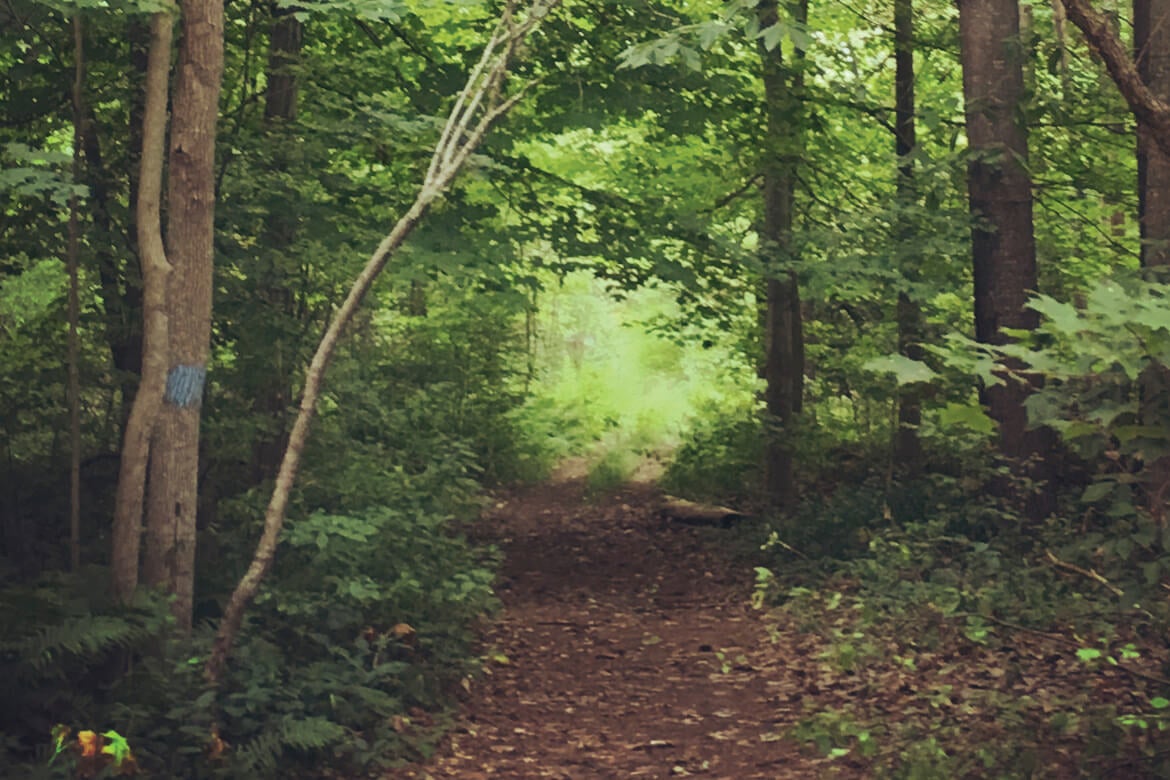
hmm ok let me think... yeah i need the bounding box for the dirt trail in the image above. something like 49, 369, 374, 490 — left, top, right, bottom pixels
398, 475, 847, 779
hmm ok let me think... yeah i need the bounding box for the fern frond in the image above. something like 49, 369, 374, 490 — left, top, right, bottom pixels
278, 716, 346, 750
234, 716, 345, 774
7, 615, 149, 676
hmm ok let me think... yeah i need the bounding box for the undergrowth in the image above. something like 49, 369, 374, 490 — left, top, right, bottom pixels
750, 471, 1170, 778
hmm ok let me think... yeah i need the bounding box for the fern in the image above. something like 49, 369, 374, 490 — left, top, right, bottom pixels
7, 615, 150, 677
279, 716, 346, 750
234, 716, 346, 775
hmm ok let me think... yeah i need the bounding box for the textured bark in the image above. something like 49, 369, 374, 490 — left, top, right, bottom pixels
264, 14, 302, 123
758, 0, 807, 508
1062, 0, 1170, 157
110, 12, 173, 604
894, 0, 924, 473
144, 0, 224, 630
205, 0, 558, 685
959, 0, 1054, 516
1136, 0, 1170, 266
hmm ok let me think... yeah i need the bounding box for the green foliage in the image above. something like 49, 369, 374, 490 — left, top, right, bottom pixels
517, 271, 757, 486
0, 576, 173, 776
661, 401, 762, 501
0, 143, 84, 207
758, 472, 1170, 777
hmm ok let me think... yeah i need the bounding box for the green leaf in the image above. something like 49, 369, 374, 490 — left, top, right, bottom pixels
758, 22, 785, 51
937, 402, 995, 435
1029, 294, 1082, 337
1081, 481, 1115, 503
862, 354, 938, 384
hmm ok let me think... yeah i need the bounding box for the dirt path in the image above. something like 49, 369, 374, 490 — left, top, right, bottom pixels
397, 476, 848, 779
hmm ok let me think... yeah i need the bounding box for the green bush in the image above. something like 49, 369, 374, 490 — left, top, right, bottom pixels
660, 402, 762, 502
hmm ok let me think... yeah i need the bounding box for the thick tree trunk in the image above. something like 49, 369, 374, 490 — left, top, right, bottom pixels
1136, 0, 1170, 266
110, 12, 173, 604
758, 0, 807, 508
893, 0, 924, 474
959, 0, 1054, 517
144, 0, 224, 630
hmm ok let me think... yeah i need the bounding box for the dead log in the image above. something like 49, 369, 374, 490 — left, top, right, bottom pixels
658, 496, 750, 528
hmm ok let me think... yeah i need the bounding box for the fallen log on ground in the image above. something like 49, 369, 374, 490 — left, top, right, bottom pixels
657, 496, 751, 528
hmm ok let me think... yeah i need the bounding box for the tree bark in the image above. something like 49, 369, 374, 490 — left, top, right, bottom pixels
958, 0, 1054, 517
1136, 0, 1170, 265
205, 0, 558, 685
144, 0, 224, 630
1062, 0, 1170, 157
894, 0, 924, 474
110, 12, 173, 604
758, 0, 807, 508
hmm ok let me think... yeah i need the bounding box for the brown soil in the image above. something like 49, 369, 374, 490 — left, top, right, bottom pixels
396, 474, 848, 779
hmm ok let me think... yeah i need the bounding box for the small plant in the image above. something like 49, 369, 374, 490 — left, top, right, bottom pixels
49, 726, 137, 778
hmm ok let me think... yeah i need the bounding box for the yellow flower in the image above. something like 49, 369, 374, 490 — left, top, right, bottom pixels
77, 730, 99, 758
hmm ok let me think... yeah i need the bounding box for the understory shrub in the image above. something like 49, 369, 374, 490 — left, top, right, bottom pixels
1, 457, 498, 778
660, 402, 762, 502
755, 472, 1170, 777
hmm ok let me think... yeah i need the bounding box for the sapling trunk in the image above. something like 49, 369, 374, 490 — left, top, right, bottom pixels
205, 0, 559, 686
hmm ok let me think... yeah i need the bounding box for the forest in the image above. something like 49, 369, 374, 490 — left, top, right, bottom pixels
5, 0, 1170, 775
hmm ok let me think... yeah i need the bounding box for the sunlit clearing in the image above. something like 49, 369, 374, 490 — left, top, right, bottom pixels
517, 271, 757, 489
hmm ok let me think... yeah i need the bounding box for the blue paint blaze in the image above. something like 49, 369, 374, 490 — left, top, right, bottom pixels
165, 364, 207, 408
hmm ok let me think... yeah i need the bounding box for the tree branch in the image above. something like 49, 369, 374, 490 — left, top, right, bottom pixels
1060, 0, 1170, 157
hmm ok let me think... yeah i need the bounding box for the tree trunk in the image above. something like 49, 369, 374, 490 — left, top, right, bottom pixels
893, 0, 924, 474
110, 12, 173, 604
205, 0, 557, 684
249, 11, 304, 485
1062, 0, 1170, 157
144, 0, 224, 630
1136, 0, 1170, 266
758, 0, 807, 508
964, 0, 1057, 521
68, 13, 84, 572
958, 0, 1054, 517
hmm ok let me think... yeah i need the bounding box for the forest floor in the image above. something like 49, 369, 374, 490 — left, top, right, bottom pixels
395, 466, 856, 779
383, 458, 1170, 779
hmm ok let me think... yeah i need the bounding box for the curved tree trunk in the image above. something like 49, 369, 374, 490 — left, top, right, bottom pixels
205, 0, 558, 685
110, 11, 173, 603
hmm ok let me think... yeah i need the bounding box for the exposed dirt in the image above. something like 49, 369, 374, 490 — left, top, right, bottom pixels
395, 474, 849, 779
